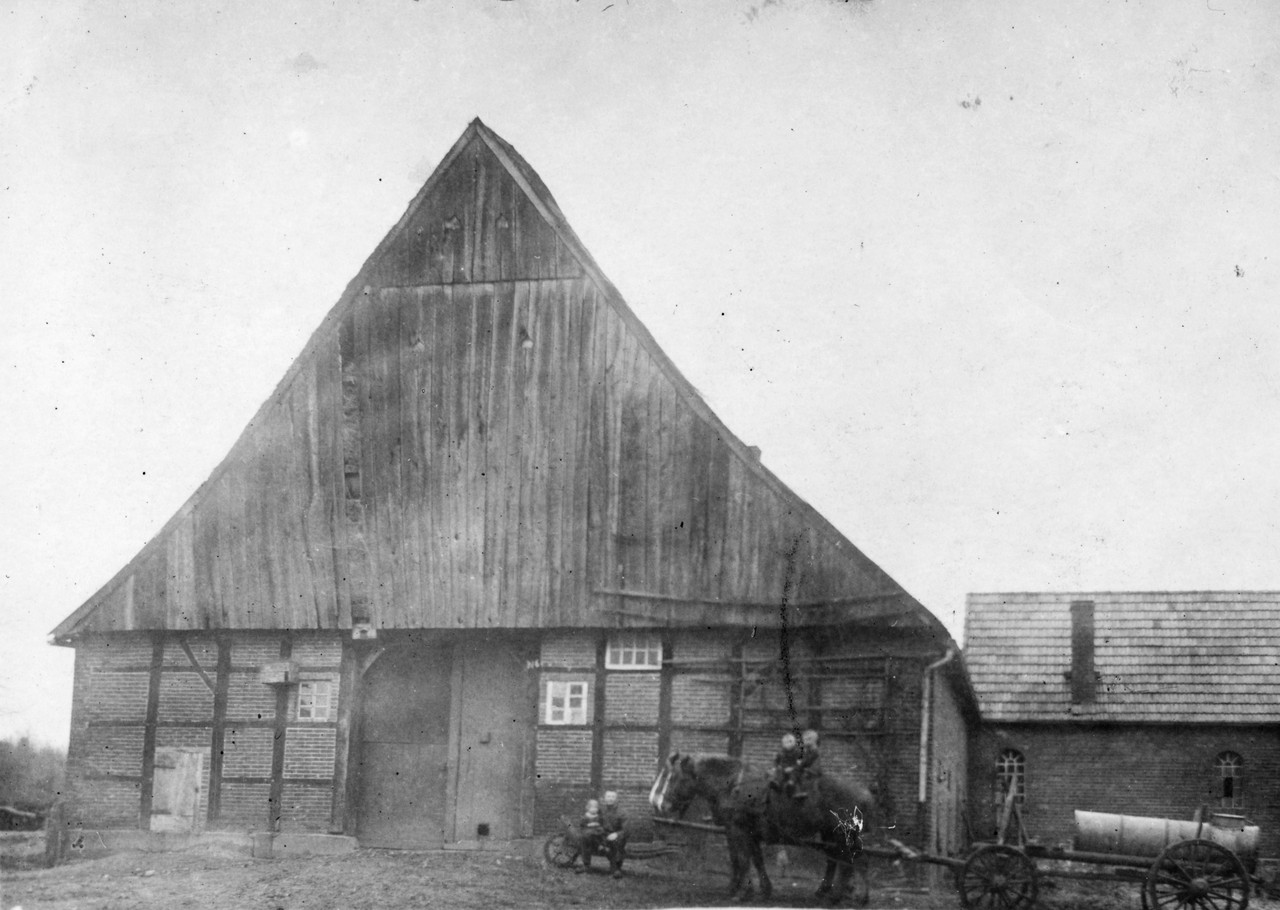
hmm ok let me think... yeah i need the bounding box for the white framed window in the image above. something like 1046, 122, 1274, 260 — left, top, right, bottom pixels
1217, 751, 1244, 808
606, 632, 662, 670
995, 748, 1025, 807
297, 680, 333, 722
545, 680, 589, 725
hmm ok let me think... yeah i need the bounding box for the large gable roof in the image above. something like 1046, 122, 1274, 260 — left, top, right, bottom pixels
965, 591, 1280, 724
53, 119, 948, 642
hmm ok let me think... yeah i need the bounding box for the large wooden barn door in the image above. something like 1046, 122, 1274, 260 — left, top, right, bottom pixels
447, 639, 536, 842
356, 647, 452, 846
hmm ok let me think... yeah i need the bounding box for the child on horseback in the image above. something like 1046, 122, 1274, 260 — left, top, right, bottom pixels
771, 732, 803, 796
796, 729, 822, 797
771, 729, 822, 798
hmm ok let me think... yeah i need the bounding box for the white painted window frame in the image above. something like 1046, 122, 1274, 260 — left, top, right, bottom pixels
995, 748, 1025, 805
1217, 751, 1244, 808
545, 679, 589, 725
605, 632, 662, 670
297, 680, 333, 722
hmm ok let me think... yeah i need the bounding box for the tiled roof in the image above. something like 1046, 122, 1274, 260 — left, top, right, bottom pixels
964, 592, 1280, 723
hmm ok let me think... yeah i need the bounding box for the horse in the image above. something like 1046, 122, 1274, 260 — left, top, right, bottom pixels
650, 751, 874, 905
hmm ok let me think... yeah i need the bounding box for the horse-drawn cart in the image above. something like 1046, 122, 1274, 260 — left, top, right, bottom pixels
650, 808, 1261, 910
893, 809, 1260, 910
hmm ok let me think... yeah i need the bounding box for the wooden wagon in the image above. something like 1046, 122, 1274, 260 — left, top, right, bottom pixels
891, 809, 1261, 910
648, 808, 1260, 910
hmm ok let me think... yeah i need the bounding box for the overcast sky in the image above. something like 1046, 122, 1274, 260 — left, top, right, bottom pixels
3, 0, 1278, 747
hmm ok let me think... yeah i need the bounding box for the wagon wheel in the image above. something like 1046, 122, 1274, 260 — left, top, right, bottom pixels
957, 844, 1039, 910
1145, 838, 1249, 910
543, 832, 579, 868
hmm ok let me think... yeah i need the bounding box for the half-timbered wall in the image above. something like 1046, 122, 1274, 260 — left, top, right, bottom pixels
532, 626, 963, 843
65, 633, 343, 836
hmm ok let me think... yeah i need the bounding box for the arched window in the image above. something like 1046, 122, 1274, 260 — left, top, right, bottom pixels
1216, 752, 1243, 809
995, 748, 1025, 807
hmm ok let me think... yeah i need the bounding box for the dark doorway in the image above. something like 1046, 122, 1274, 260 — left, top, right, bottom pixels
356, 647, 452, 846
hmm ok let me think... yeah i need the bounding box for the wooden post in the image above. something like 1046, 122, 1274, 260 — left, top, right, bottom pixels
591, 636, 606, 790
656, 634, 674, 762
139, 634, 164, 829
206, 636, 231, 824
329, 637, 358, 834
268, 639, 292, 832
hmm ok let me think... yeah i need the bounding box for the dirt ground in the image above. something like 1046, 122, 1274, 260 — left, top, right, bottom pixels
3, 833, 1277, 910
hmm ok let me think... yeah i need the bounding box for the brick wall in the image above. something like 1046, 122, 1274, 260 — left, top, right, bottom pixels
536, 729, 594, 783
83, 673, 151, 720
231, 638, 285, 666
73, 780, 143, 827
219, 782, 272, 829
225, 672, 278, 721
279, 783, 333, 832
671, 675, 730, 726
290, 637, 343, 667
283, 727, 337, 779
66, 640, 148, 828
80, 727, 145, 777
162, 637, 218, 667
971, 723, 1280, 856
222, 727, 274, 778
604, 674, 660, 726
540, 633, 596, 669
669, 730, 730, 755
156, 673, 216, 722
603, 730, 659, 785
90, 639, 155, 668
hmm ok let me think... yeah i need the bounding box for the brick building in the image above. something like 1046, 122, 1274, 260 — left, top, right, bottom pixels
51, 119, 972, 853
965, 592, 1280, 855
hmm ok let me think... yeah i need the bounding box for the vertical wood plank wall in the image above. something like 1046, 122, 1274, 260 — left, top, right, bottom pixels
70, 134, 893, 636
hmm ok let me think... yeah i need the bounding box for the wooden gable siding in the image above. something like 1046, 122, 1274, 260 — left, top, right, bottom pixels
378, 137, 582, 286
75, 348, 348, 633
57, 120, 915, 638
344, 279, 893, 629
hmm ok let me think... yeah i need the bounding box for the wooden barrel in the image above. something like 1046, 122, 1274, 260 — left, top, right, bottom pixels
1074, 810, 1259, 863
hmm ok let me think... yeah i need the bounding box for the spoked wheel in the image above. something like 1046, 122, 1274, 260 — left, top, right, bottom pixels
543, 832, 580, 868
958, 844, 1039, 910
1145, 838, 1250, 910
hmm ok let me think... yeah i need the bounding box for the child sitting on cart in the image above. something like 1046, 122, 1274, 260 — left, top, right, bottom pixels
571, 791, 629, 878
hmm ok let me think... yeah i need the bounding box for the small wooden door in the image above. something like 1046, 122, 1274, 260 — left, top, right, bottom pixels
149, 747, 204, 833
356, 647, 452, 846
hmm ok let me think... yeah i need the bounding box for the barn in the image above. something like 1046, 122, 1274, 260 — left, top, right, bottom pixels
51, 119, 972, 857
965, 592, 1280, 856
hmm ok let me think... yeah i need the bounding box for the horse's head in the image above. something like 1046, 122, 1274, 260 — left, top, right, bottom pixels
649, 752, 702, 818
